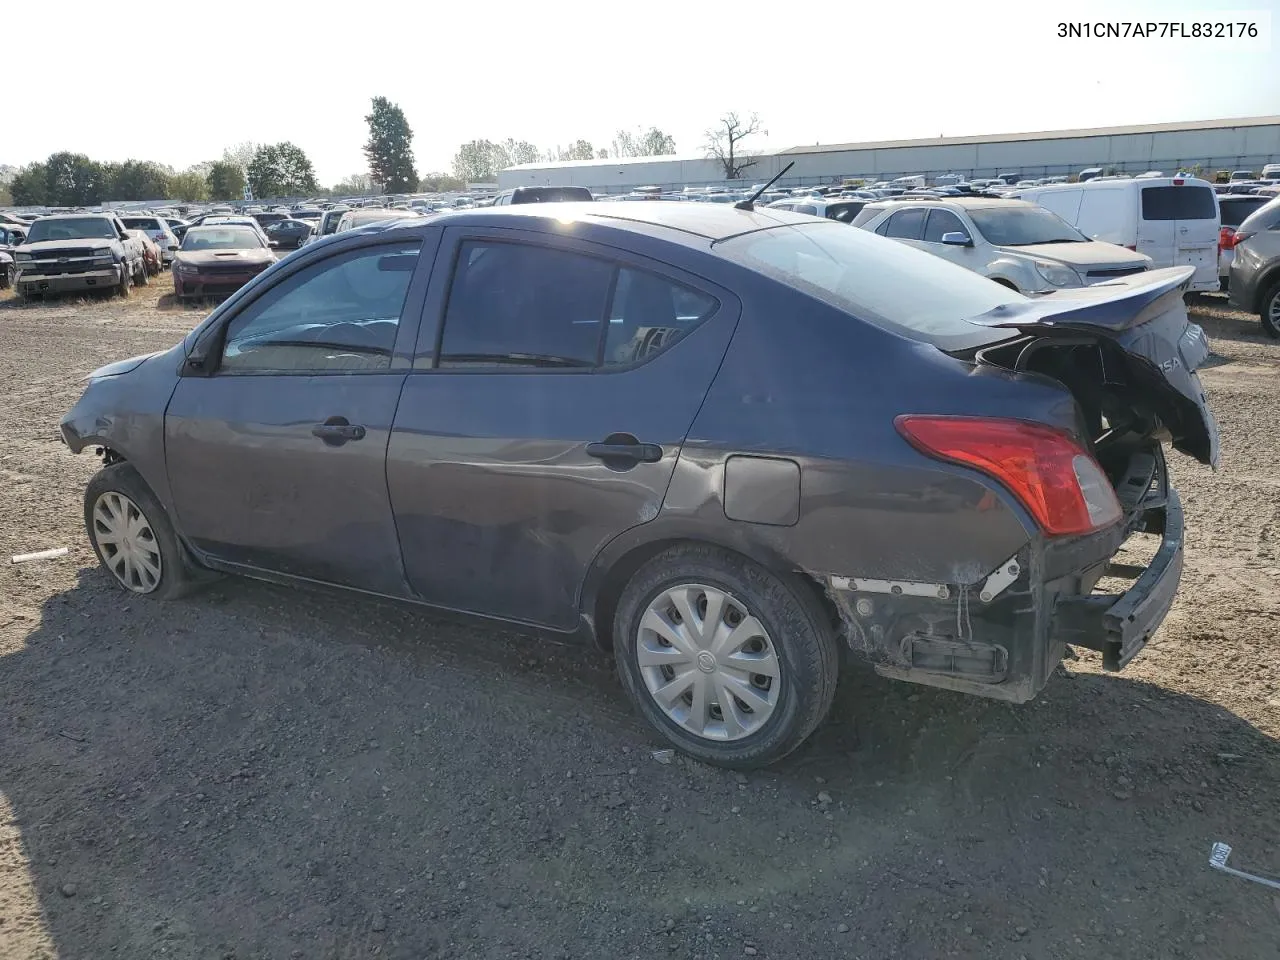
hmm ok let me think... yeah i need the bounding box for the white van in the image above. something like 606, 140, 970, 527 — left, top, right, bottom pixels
1018, 177, 1220, 292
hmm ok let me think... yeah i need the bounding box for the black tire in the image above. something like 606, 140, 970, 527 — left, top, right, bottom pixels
613, 544, 839, 769
84, 463, 202, 600
116, 263, 131, 298
1260, 281, 1280, 339
2, 263, 13, 289
135, 258, 149, 286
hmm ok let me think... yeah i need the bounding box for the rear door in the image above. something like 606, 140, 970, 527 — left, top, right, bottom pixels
385, 228, 740, 630
1139, 183, 1220, 288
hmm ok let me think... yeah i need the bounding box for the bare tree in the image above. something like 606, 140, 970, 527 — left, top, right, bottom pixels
704, 112, 765, 180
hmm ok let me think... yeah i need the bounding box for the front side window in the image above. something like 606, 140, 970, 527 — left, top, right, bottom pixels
438, 240, 717, 369
923, 209, 968, 242
220, 243, 421, 374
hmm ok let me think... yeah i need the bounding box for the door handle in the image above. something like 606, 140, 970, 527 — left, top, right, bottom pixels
586, 434, 663, 467
311, 416, 366, 446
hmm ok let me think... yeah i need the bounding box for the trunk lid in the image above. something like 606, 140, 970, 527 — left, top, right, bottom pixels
962, 266, 1219, 467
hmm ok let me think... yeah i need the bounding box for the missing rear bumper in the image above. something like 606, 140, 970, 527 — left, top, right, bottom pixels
1050, 490, 1184, 670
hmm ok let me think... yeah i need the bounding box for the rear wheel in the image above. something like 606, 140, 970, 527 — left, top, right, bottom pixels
84, 463, 201, 599
2, 262, 14, 288
613, 544, 839, 769
135, 258, 149, 286
1261, 281, 1280, 339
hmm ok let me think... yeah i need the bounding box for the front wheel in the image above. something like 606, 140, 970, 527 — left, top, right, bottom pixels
135, 259, 149, 286
613, 544, 839, 769
1261, 281, 1280, 339
84, 463, 201, 599
2, 262, 14, 288
116, 263, 131, 298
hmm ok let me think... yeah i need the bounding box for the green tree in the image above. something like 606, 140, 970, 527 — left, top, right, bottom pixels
704, 112, 764, 180
9, 163, 49, 206
613, 126, 677, 158
170, 168, 210, 202
247, 142, 318, 198
452, 139, 509, 183
333, 173, 375, 196
363, 96, 418, 193
206, 161, 247, 201
45, 151, 109, 205
221, 141, 258, 173
0, 182, 11, 206
503, 139, 540, 166
108, 159, 172, 200
419, 172, 465, 192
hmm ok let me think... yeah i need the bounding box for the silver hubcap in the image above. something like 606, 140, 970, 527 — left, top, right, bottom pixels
1268, 291, 1280, 326
92, 492, 162, 593
637, 583, 780, 741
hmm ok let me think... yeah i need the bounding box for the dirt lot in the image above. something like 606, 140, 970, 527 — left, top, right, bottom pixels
1, 275, 1278, 960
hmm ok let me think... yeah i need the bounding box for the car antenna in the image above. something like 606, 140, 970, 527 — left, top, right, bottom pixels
735, 161, 795, 210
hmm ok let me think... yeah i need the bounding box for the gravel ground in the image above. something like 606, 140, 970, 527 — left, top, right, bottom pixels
1, 278, 1278, 960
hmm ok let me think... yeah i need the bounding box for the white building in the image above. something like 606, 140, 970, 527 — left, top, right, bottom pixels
498, 115, 1280, 192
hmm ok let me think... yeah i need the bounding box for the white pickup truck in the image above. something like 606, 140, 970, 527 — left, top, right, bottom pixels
13, 213, 148, 300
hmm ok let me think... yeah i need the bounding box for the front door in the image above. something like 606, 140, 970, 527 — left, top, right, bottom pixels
165, 237, 429, 596
386, 229, 740, 630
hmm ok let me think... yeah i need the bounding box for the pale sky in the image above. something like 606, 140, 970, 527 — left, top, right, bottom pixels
7, 0, 1278, 185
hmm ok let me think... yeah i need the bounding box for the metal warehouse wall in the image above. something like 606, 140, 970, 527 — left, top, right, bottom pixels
499, 121, 1280, 191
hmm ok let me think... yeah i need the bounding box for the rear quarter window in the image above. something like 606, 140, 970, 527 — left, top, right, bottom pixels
1140, 186, 1218, 221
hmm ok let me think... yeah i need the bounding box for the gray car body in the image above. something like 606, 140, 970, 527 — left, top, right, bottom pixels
1227, 197, 1280, 314
60, 204, 1204, 703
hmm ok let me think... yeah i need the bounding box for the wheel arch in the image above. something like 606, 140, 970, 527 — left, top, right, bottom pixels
578, 522, 834, 652
1253, 263, 1280, 313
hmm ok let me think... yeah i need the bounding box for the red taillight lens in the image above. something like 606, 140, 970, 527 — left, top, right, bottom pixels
1124, 244, 1137, 251
1220, 227, 1237, 250
895, 416, 1122, 536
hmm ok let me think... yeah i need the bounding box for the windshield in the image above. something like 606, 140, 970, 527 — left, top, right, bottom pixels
181, 227, 265, 251
26, 217, 117, 242
120, 218, 160, 230
968, 206, 1087, 245
716, 222, 1023, 347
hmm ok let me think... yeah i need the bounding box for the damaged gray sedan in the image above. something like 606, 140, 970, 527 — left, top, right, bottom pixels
59, 203, 1218, 768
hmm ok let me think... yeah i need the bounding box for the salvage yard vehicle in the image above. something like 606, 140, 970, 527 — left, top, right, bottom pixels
262, 218, 314, 250
1217, 195, 1272, 290
60, 203, 1217, 768
120, 215, 181, 266
766, 196, 869, 223
171, 225, 277, 301
123, 230, 160, 279
1018, 177, 1221, 293
853, 198, 1150, 292
13, 213, 146, 299
1227, 196, 1280, 337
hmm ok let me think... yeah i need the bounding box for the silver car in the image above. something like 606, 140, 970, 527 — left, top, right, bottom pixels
854, 198, 1151, 294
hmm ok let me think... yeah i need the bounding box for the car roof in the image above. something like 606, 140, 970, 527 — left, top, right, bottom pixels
420, 201, 821, 242
35, 213, 113, 221
864, 197, 1031, 213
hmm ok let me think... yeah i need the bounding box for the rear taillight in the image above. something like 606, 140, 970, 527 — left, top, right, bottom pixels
1219, 227, 1239, 251
1232, 229, 1256, 247
1124, 244, 1137, 251
895, 416, 1122, 536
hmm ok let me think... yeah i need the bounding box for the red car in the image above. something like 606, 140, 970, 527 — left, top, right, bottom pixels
172, 225, 277, 301
124, 229, 162, 277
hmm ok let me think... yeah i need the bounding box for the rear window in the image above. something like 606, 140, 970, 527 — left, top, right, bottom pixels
1219, 197, 1269, 227
120, 217, 159, 230
715, 222, 1023, 348
1237, 196, 1280, 233
1140, 186, 1217, 221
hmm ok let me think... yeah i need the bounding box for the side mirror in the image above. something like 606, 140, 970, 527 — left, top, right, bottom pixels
940, 231, 973, 246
